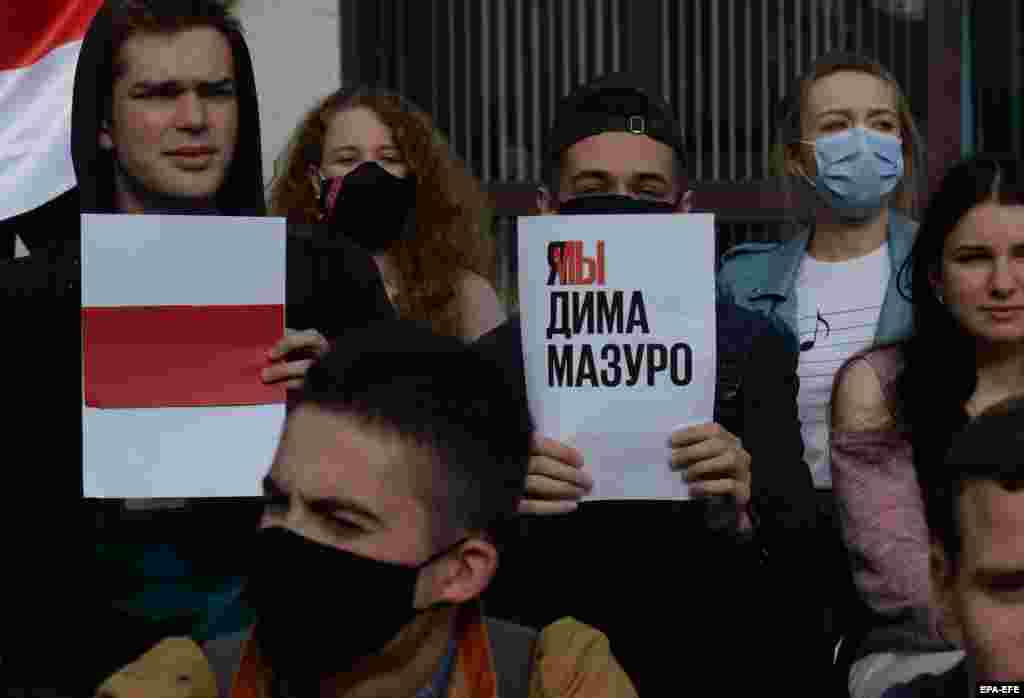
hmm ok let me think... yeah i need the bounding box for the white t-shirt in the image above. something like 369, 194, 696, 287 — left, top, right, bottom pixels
795, 245, 890, 488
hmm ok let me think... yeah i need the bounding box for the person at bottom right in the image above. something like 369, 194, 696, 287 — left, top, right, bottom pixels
883, 395, 1024, 696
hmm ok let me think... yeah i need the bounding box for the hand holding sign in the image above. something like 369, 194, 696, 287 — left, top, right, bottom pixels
519, 434, 593, 515
669, 422, 753, 530
261, 327, 331, 390
521, 423, 751, 526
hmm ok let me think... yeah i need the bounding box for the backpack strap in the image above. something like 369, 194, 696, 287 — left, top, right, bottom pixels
202, 629, 250, 698
484, 617, 539, 698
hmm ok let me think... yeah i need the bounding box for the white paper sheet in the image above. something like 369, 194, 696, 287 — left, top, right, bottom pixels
517, 213, 717, 501
81, 214, 288, 498
83, 405, 285, 498
81, 214, 286, 306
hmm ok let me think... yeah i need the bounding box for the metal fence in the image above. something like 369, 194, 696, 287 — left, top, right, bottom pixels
971, 0, 1023, 159
352, 0, 927, 183
662, 0, 927, 183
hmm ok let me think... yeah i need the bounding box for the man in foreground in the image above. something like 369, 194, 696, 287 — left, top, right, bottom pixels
96, 321, 639, 698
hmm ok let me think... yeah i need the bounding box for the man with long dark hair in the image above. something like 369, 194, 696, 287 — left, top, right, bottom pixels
0, 2, 392, 694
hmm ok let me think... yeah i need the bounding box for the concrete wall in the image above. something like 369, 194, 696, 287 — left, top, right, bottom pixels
234, 0, 341, 198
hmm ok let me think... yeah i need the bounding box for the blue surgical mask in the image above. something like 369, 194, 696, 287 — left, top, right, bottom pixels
800, 127, 904, 220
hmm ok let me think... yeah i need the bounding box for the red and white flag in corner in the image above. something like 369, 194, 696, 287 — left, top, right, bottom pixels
0, 1, 104, 223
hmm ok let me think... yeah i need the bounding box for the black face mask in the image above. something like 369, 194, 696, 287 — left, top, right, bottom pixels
320, 161, 417, 253
243, 526, 466, 683
557, 193, 678, 215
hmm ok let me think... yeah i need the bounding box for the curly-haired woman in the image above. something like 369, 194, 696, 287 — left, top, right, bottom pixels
270, 85, 505, 341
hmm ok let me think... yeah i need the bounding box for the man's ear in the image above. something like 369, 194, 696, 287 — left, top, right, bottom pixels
536, 186, 556, 215
99, 120, 114, 150
930, 540, 964, 646
676, 189, 694, 213
417, 538, 498, 608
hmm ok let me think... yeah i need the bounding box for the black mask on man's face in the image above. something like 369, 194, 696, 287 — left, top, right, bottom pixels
557, 193, 677, 215
243, 526, 466, 683
319, 161, 417, 253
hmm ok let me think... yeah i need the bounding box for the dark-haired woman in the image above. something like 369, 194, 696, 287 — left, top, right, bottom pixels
830, 154, 1024, 698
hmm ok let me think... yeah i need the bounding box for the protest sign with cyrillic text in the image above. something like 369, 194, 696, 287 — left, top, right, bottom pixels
517, 213, 717, 500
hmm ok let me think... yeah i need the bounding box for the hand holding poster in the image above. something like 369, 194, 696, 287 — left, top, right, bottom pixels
81, 214, 287, 499
517, 213, 717, 501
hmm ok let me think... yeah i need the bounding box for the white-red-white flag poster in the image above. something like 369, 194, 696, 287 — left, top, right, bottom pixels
0, 1, 104, 224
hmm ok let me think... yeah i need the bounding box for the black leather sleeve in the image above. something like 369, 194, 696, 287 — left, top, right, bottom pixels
742, 314, 817, 556
741, 313, 828, 672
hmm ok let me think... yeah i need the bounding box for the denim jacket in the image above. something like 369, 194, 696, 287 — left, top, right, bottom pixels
716, 209, 918, 345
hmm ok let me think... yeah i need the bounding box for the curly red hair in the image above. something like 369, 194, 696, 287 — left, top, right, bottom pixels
269, 86, 496, 338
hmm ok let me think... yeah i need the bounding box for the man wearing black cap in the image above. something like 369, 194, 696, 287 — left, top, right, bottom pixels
539, 72, 694, 217
478, 73, 824, 693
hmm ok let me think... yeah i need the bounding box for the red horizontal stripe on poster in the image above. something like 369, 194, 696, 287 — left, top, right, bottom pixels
0, 0, 104, 70
83, 305, 286, 408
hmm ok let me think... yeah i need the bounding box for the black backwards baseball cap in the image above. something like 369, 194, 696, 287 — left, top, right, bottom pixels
547, 72, 688, 169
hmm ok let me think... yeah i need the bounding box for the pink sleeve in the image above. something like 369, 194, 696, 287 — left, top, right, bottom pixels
830, 427, 941, 640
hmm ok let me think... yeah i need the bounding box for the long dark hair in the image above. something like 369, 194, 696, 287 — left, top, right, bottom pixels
894, 154, 1024, 488
73, 0, 265, 216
